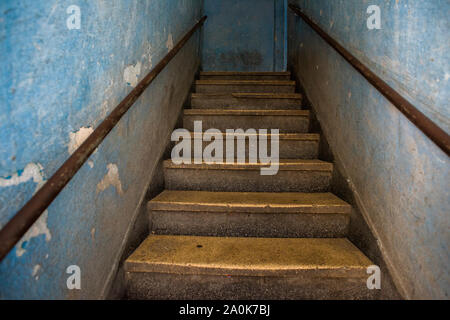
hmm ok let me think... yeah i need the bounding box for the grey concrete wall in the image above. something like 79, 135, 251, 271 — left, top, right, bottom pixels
288, 0, 449, 299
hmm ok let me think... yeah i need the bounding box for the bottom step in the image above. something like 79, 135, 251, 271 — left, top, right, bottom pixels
125, 235, 376, 300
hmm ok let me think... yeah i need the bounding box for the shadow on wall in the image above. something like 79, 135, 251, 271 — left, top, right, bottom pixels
202, 0, 287, 71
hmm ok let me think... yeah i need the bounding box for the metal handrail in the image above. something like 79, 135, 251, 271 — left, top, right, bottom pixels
289, 4, 449, 156
0, 16, 207, 262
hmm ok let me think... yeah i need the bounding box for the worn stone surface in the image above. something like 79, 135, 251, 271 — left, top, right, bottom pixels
191, 93, 303, 109
124, 70, 380, 300
184, 109, 309, 116
179, 132, 319, 159
163, 160, 333, 193
125, 235, 375, 299
184, 109, 310, 133
149, 190, 351, 213
150, 191, 350, 238
195, 80, 296, 93
199, 71, 291, 80
126, 235, 371, 275
164, 159, 332, 171
126, 272, 377, 300
152, 210, 349, 238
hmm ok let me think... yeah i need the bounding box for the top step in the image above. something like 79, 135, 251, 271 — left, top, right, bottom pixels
200, 71, 291, 81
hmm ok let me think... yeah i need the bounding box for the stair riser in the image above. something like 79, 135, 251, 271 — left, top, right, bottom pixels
164, 169, 332, 192
199, 75, 291, 81
126, 272, 376, 300
183, 116, 309, 133
196, 84, 296, 93
151, 211, 349, 238
174, 139, 319, 159
191, 96, 302, 109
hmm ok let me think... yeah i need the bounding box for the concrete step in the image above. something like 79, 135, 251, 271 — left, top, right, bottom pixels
163, 159, 333, 192
183, 109, 310, 133
177, 132, 319, 159
149, 191, 351, 238
125, 235, 375, 300
199, 71, 291, 81
190, 93, 303, 109
195, 80, 296, 93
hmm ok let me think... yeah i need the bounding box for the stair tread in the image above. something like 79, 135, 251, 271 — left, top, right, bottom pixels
191, 93, 302, 99
163, 159, 333, 171
184, 109, 309, 116
196, 80, 296, 86
125, 235, 372, 276
200, 71, 291, 76
189, 132, 320, 140
232, 92, 301, 99
149, 190, 351, 214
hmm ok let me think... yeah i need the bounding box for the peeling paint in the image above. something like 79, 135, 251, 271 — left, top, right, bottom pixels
100, 101, 109, 119
0, 0, 203, 299
142, 43, 154, 70
123, 62, 142, 87
68, 127, 94, 155
166, 33, 174, 51
96, 164, 124, 195
16, 210, 52, 257
0, 163, 45, 191
99, 80, 115, 120
32, 264, 41, 280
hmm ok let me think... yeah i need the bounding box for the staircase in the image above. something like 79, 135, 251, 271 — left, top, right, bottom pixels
124, 71, 376, 300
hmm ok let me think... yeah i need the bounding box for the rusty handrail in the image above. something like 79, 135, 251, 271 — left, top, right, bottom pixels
288, 4, 449, 156
0, 16, 207, 262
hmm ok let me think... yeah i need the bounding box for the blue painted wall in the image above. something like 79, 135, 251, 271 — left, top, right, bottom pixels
202, 0, 287, 71
0, 0, 203, 299
288, 0, 449, 299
